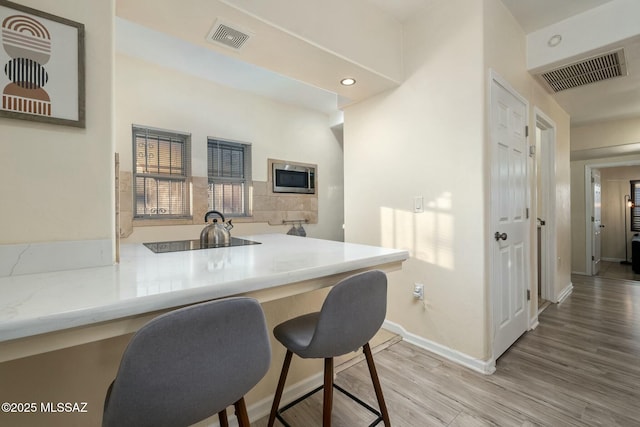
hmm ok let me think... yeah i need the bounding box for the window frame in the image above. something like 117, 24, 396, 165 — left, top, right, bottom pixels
207, 138, 252, 218
132, 125, 192, 220
631, 180, 640, 232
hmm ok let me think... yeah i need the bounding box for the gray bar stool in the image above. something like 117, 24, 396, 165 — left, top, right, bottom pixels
267, 270, 391, 426
102, 297, 271, 427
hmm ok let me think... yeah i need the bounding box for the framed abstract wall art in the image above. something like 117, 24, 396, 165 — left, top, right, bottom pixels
0, 0, 85, 128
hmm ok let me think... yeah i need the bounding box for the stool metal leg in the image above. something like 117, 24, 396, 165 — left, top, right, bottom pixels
268, 350, 293, 427
363, 343, 391, 426
323, 357, 334, 427
234, 397, 251, 427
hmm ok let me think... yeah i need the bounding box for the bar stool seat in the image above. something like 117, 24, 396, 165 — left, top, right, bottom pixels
268, 270, 391, 427
102, 297, 271, 427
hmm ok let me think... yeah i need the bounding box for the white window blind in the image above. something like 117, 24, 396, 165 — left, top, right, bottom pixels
207, 138, 251, 217
133, 126, 191, 218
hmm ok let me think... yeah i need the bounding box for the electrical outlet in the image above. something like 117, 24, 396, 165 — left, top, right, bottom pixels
413, 283, 424, 300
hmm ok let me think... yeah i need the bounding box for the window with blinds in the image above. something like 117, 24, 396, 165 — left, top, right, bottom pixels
133, 126, 191, 218
207, 138, 251, 217
631, 180, 640, 232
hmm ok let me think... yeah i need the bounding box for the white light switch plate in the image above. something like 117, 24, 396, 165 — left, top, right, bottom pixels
414, 196, 424, 213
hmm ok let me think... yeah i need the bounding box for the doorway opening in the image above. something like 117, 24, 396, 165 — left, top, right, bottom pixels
584, 160, 640, 276
534, 109, 557, 314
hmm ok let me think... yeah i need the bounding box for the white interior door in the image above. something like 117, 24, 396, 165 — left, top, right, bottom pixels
490, 74, 529, 360
592, 170, 602, 275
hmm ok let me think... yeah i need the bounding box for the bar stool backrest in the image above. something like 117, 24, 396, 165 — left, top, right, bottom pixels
305, 270, 387, 358
102, 297, 271, 427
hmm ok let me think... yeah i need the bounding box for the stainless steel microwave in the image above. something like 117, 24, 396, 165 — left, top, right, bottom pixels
272, 162, 316, 194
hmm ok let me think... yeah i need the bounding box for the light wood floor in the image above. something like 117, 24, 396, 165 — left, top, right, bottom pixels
596, 260, 640, 281
254, 274, 640, 426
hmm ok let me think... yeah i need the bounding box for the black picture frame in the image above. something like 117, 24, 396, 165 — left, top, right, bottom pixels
0, 0, 85, 128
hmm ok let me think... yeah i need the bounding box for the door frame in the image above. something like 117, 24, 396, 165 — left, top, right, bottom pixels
534, 108, 557, 304
584, 159, 640, 275
591, 169, 603, 275
489, 70, 531, 361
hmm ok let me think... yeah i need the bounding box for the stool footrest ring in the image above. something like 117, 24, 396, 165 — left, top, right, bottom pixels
275, 382, 383, 427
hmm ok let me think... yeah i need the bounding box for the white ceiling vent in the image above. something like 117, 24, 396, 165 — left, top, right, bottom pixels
539, 48, 627, 93
206, 19, 253, 50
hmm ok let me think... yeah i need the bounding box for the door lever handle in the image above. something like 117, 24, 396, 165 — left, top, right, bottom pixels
494, 232, 508, 241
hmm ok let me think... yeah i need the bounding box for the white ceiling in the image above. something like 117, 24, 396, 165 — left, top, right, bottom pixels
367, 0, 614, 31
116, 0, 640, 126
499, 0, 614, 33
361, 0, 430, 23
496, 0, 640, 125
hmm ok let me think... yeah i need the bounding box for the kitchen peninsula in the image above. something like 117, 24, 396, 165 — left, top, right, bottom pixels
0, 234, 408, 362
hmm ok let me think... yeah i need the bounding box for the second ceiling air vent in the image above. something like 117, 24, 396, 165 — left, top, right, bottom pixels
206, 19, 252, 50
539, 48, 627, 92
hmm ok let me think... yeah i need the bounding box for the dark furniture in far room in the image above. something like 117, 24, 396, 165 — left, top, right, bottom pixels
632, 235, 640, 273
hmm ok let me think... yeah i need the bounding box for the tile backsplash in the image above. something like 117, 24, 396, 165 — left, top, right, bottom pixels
252, 181, 318, 226
118, 172, 317, 238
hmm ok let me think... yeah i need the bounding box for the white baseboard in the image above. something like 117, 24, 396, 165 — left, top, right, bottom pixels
203, 370, 323, 427
382, 320, 496, 375
556, 282, 573, 303
529, 316, 540, 330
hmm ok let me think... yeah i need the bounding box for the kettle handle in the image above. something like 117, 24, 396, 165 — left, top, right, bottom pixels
204, 210, 225, 223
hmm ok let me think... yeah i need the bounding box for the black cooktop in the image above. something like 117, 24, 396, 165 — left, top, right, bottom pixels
143, 237, 260, 253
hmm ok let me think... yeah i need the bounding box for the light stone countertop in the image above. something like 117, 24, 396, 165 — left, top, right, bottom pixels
0, 234, 409, 345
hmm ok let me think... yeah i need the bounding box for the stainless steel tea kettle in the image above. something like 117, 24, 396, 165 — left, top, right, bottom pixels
200, 210, 233, 247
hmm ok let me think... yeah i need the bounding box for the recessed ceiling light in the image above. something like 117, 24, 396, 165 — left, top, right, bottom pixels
340, 78, 356, 86
548, 34, 562, 47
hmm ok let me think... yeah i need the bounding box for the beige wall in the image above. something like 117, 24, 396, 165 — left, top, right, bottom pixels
0, 0, 114, 246
344, 0, 571, 363
345, 0, 487, 359
572, 117, 640, 151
